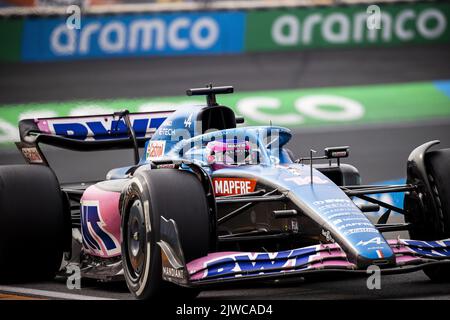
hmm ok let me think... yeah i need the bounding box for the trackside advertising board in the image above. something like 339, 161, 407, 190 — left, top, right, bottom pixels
0, 1, 449, 62
0, 19, 23, 62
21, 12, 245, 61
246, 3, 450, 51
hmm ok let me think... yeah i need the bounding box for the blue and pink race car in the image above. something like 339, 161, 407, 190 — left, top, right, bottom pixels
1, 85, 449, 299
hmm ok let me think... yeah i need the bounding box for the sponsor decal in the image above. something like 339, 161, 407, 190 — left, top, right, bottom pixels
321, 205, 355, 212
337, 222, 374, 231
162, 266, 185, 279
155, 119, 175, 137
246, 3, 450, 51
204, 247, 316, 278
189, 239, 450, 280
327, 212, 355, 219
21, 12, 245, 61
213, 177, 257, 196
285, 176, 329, 186
310, 197, 391, 259
343, 227, 379, 236
226, 141, 247, 149
21, 147, 44, 163
157, 163, 176, 169
330, 150, 348, 157
40, 113, 169, 141
313, 199, 352, 206
157, 126, 175, 136
80, 201, 121, 257
313, 199, 355, 211
334, 217, 369, 224
146, 140, 166, 160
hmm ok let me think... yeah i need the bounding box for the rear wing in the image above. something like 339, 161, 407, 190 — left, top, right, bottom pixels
16, 110, 174, 165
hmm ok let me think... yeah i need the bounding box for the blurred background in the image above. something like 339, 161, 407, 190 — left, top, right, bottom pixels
0, 0, 449, 223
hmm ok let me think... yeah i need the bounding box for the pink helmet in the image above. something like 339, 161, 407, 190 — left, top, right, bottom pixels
205, 140, 259, 170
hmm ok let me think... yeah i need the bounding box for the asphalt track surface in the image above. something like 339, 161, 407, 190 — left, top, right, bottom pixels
0, 45, 450, 300
1, 44, 450, 104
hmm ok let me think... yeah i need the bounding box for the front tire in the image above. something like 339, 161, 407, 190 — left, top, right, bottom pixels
120, 168, 211, 299
406, 148, 450, 282
422, 148, 450, 282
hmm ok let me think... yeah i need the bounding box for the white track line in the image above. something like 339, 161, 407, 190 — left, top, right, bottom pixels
0, 285, 116, 300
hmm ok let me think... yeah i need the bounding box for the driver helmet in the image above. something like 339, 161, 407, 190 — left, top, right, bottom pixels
205, 140, 259, 170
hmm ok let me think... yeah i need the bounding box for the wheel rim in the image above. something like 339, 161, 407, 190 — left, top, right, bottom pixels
125, 199, 147, 282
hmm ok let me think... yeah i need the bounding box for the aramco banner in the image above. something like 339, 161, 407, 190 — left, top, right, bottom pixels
0, 2, 449, 61
245, 3, 450, 51
21, 11, 245, 61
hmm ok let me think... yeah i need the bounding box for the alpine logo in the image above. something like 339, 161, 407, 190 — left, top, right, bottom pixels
81, 201, 121, 257
213, 178, 257, 196
356, 237, 386, 247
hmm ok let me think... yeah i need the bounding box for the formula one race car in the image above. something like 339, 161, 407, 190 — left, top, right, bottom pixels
1, 85, 449, 299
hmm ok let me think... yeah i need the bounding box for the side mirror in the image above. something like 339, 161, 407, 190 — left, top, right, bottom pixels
236, 116, 245, 124
324, 146, 349, 159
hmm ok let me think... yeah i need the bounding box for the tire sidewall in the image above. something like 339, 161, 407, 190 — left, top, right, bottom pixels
121, 174, 163, 299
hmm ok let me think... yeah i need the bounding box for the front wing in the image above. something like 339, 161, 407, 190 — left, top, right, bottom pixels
158, 217, 450, 287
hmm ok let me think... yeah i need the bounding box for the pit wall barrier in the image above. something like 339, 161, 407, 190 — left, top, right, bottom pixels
0, 1, 449, 62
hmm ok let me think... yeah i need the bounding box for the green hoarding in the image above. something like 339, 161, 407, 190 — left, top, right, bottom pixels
246, 3, 450, 51
1, 80, 449, 146
0, 19, 23, 62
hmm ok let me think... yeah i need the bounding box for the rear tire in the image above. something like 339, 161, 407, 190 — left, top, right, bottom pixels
121, 169, 211, 299
0, 165, 66, 282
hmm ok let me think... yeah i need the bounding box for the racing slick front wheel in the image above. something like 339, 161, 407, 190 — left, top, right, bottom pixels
120, 168, 211, 299
406, 147, 450, 282
0, 165, 66, 281
422, 148, 450, 282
